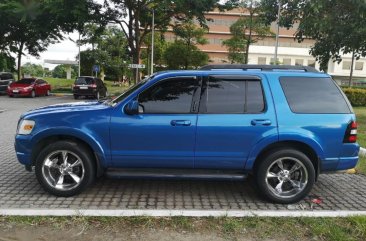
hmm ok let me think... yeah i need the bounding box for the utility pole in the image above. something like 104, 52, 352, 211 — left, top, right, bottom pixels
349, 51, 355, 87
78, 32, 81, 77
274, 0, 281, 64
151, 8, 155, 75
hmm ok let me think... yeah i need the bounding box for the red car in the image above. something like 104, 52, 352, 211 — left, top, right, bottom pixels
7, 78, 51, 98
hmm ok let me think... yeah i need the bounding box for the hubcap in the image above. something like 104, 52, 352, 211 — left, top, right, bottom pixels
265, 157, 308, 199
42, 150, 85, 191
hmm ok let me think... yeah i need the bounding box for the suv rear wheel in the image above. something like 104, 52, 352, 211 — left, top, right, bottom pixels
35, 140, 96, 197
255, 148, 315, 204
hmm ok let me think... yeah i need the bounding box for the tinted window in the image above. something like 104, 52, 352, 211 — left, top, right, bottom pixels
204, 76, 264, 113
17, 78, 35, 84
76, 77, 94, 85
139, 78, 198, 114
247, 80, 265, 113
280, 77, 350, 113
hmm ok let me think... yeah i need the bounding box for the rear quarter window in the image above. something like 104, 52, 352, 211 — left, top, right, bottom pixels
280, 77, 351, 114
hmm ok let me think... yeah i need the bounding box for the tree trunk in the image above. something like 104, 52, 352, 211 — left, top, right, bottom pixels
245, 2, 254, 64
348, 51, 355, 88
17, 42, 24, 80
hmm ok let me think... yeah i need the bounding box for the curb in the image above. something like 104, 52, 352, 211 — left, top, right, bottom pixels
360, 147, 366, 157
1, 209, 366, 217
51, 93, 73, 97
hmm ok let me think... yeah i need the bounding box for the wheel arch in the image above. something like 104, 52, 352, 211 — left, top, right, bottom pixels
248, 140, 321, 179
31, 133, 106, 177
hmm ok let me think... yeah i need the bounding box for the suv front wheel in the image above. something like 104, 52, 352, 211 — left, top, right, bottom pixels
35, 140, 96, 197
255, 148, 315, 204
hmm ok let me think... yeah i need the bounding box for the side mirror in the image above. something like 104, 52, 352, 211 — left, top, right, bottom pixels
124, 100, 140, 115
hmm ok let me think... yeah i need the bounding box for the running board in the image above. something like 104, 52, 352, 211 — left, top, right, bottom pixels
106, 168, 248, 181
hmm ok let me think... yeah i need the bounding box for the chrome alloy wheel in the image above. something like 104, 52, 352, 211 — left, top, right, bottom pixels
41, 150, 85, 191
265, 157, 308, 199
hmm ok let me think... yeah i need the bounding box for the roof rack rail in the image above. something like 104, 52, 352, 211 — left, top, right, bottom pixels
200, 64, 319, 73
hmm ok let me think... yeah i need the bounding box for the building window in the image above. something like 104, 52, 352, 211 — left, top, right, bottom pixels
283, 58, 291, 65
342, 61, 352, 70
258, 57, 266, 65
307, 60, 316, 67
355, 62, 364, 71
295, 59, 304, 66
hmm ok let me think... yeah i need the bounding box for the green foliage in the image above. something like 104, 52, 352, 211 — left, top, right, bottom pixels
343, 88, 366, 107
223, 1, 272, 64
141, 32, 168, 74
0, 0, 105, 78
52, 64, 78, 79
164, 20, 209, 70
0, 53, 15, 72
20, 63, 44, 77
260, 0, 366, 72
79, 25, 130, 81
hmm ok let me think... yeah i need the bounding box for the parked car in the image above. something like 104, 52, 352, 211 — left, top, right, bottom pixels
0, 72, 15, 95
14, 65, 359, 203
72, 76, 107, 100
7, 78, 51, 97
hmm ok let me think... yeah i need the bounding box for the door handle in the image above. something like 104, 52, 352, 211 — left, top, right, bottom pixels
251, 119, 271, 126
170, 120, 191, 126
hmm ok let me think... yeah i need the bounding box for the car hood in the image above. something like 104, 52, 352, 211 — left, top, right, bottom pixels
21, 101, 111, 119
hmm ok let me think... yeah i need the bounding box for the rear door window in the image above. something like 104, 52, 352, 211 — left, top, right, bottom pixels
201, 76, 265, 114
280, 77, 351, 114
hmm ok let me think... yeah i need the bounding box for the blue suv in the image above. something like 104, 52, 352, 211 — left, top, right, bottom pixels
14, 65, 359, 203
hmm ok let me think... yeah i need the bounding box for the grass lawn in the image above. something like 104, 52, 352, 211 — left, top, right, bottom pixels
44, 77, 128, 95
1, 216, 366, 241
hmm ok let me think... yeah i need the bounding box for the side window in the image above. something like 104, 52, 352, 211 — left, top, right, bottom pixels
280, 77, 351, 114
138, 77, 199, 114
203, 76, 265, 114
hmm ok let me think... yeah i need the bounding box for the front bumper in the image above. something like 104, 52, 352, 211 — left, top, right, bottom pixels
14, 134, 33, 166
8, 89, 32, 96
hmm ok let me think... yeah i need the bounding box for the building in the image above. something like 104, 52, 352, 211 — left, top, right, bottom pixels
165, 8, 366, 85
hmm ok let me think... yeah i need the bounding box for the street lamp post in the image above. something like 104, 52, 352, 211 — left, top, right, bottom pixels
151, 8, 155, 75
274, 0, 281, 64
78, 32, 81, 77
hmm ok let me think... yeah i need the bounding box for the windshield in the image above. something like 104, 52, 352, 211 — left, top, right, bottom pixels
17, 79, 35, 84
75, 77, 95, 85
110, 76, 153, 106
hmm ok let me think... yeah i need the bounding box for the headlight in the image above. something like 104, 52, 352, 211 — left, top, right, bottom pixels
18, 120, 35, 135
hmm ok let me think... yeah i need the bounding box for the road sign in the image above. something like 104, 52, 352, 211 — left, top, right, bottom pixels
92, 65, 100, 72
128, 64, 145, 69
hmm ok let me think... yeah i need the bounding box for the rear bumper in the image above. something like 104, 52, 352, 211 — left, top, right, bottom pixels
337, 156, 359, 170
336, 143, 360, 171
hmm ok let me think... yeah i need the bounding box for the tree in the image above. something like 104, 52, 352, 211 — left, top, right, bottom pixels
223, 1, 272, 64
0, 53, 15, 72
79, 25, 130, 81
52, 64, 78, 79
21, 63, 44, 77
164, 20, 209, 70
141, 32, 168, 74
0, 0, 106, 79
260, 0, 366, 74
107, 0, 237, 81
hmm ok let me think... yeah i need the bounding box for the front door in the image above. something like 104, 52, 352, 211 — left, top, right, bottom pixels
110, 76, 201, 168
195, 75, 278, 169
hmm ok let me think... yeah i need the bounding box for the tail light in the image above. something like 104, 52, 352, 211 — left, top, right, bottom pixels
344, 121, 357, 143
91, 84, 97, 88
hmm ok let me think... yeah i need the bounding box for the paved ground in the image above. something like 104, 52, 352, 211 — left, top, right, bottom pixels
0, 95, 366, 213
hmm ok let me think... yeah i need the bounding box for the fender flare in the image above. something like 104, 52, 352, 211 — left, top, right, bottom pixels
31, 127, 108, 167
245, 134, 325, 170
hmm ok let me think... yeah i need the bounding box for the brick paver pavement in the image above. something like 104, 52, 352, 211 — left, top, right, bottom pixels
1, 95, 365, 212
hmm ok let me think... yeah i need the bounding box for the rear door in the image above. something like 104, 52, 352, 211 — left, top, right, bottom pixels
195, 74, 278, 169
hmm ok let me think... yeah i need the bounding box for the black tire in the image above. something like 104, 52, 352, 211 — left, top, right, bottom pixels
255, 148, 315, 204
35, 140, 96, 197
31, 90, 35, 98
73, 94, 79, 100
